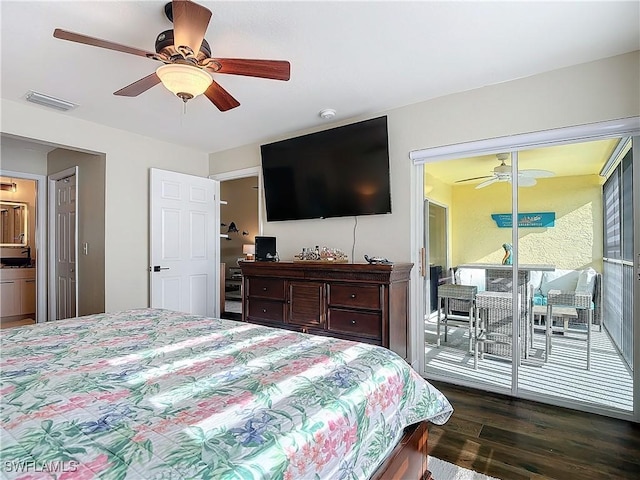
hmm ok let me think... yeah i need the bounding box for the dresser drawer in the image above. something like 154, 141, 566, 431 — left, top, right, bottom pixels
327, 308, 382, 339
247, 277, 285, 300
247, 298, 285, 323
327, 284, 381, 310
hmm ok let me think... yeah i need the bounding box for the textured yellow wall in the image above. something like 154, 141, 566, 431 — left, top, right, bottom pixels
425, 171, 453, 206
450, 175, 603, 271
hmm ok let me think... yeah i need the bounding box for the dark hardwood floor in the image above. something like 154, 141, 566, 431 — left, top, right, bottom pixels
0, 317, 36, 329
428, 381, 640, 480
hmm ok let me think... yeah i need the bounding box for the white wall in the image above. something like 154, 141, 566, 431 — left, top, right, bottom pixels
2, 51, 638, 314
1, 143, 48, 175
1, 99, 210, 312
209, 51, 640, 266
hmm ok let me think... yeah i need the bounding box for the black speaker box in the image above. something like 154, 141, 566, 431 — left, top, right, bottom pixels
255, 236, 277, 261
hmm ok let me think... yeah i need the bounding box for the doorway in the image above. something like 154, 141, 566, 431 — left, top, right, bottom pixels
1, 135, 106, 324
412, 118, 640, 421
0, 174, 43, 327
211, 167, 262, 320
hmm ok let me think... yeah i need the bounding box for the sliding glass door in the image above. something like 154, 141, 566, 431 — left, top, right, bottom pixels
418, 127, 639, 419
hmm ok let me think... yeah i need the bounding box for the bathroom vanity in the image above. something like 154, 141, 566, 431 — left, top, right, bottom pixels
0, 267, 36, 319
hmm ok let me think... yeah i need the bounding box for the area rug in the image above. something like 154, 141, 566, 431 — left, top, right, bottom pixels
428, 456, 501, 480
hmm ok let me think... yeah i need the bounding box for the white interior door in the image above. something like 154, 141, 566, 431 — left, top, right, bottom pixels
49, 167, 78, 320
150, 168, 220, 317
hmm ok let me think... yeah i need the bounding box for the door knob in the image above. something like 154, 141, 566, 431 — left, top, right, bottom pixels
152, 266, 170, 272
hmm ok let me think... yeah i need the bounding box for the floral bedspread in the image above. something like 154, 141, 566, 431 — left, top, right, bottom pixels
1, 308, 452, 479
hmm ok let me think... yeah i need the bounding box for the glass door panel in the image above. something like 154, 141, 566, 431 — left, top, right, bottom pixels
423, 139, 635, 414
423, 153, 514, 393
515, 138, 633, 414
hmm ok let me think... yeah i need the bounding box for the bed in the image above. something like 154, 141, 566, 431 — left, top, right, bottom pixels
0, 308, 452, 479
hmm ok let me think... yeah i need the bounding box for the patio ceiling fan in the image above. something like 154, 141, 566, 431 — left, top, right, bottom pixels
456, 153, 555, 189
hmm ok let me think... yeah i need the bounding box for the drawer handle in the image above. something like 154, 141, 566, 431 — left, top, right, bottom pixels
263, 287, 268, 291
263, 309, 267, 313
351, 319, 357, 325
350, 294, 356, 299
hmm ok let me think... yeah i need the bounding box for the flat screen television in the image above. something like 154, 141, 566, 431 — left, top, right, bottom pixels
261, 116, 391, 221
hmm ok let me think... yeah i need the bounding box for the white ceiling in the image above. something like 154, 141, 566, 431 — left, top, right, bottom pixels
1, 1, 639, 154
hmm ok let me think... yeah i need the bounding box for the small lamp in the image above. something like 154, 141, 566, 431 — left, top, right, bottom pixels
243, 244, 255, 260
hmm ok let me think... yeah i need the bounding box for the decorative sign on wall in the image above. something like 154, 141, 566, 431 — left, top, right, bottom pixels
491, 212, 555, 228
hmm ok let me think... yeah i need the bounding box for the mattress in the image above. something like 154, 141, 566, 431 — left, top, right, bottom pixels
0, 308, 452, 479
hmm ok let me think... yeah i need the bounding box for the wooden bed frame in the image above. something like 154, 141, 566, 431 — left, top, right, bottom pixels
372, 421, 432, 480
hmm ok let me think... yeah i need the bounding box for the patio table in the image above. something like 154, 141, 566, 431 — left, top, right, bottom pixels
456, 263, 555, 359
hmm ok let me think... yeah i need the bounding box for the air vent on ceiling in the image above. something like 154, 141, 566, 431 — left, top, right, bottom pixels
24, 91, 78, 112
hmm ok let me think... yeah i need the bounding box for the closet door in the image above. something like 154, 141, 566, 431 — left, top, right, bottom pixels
49, 168, 78, 321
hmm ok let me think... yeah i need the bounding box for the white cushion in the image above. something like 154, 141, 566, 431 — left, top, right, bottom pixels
455, 268, 486, 292
528, 270, 544, 295
576, 267, 597, 294
540, 269, 580, 296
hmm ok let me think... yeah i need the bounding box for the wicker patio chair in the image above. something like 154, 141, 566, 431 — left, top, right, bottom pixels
546, 289, 593, 370
436, 284, 477, 352
474, 291, 523, 369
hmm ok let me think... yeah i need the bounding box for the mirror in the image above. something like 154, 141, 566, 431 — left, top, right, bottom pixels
0, 201, 28, 246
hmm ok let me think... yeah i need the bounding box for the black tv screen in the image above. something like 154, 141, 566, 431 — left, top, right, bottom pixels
261, 116, 391, 221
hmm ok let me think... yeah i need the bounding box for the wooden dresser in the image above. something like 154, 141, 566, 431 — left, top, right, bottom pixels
238, 261, 413, 360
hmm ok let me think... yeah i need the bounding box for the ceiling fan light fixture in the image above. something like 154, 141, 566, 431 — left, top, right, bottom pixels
156, 64, 212, 102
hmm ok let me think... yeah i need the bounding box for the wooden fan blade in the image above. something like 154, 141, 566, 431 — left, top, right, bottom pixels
172, 0, 212, 56
53, 29, 154, 58
212, 59, 291, 81
454, 175, 493, 183
204, 81, 240, 111
114, 73, 161, 97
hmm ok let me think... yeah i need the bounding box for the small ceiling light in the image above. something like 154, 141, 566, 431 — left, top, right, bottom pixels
25, 91, 78, 111
156, 64, 213, 103
319, 108, 336, 120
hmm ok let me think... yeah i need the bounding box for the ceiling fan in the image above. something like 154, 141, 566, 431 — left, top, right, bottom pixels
456, 153, 555, 189
53, 0, 290, 111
